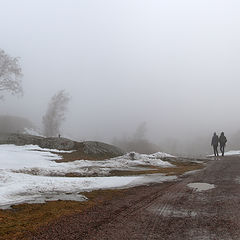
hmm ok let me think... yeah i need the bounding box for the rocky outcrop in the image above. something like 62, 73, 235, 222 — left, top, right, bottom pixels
0, 133, 125, 159
83, 141, 124, 156
0, 133, 74, 150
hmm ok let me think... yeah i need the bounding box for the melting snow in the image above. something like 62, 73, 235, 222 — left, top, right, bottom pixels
224, 150, 240, 156
208, 150, 240, 157
0, 144, 176, 208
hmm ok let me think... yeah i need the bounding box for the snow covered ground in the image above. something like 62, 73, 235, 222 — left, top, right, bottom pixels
224, 150, 240, 156
0, 145, 176, 209
9, 149, 175, 177
208, 150, 240, 157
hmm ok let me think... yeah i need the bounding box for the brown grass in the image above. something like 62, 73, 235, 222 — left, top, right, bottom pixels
109, 160, 204, 176
0, 189, 127, 240
55, 161, 204, 178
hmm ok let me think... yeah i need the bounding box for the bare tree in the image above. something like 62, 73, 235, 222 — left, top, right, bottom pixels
133, 121, 147, 140
0, 49, 22, 99
42, 90, 70, 137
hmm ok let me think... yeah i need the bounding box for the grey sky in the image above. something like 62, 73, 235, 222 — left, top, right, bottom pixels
0, 0, 240, 144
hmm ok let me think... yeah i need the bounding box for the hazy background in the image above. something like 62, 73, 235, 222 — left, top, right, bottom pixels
0, 0, 240, 156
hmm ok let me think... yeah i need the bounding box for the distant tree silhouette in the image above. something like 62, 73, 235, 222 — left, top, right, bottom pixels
42, 90, 70, 137
0, 115, 34, 134
113, 122, 160, 154
133, 122, 147, 140
0, 49, 22, 100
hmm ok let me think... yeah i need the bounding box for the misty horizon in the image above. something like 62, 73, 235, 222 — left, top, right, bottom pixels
1, 0, 240, 155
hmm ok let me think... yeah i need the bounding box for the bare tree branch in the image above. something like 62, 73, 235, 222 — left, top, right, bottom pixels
0, 49, 23, 99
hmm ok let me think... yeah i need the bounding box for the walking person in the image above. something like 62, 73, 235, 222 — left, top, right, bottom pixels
219, 132, 227, 156
211, 132, 219, 157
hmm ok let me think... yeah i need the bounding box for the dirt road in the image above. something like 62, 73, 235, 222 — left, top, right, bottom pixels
31, 156, 240, 240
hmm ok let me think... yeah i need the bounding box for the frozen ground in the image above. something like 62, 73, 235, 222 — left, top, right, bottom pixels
208, 150, 240, 157
224, 150, 240, 156
0, 144, 176, 209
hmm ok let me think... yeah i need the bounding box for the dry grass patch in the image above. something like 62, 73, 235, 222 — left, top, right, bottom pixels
109, 160, 204, 177
0, 189, 126, 240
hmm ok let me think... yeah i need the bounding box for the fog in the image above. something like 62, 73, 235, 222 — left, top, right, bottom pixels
0, 0, 240, 156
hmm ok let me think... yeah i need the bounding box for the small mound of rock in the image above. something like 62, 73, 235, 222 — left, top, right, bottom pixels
0, 133, 125, 158
0, 133, 74, 150
83, 141, 124, 156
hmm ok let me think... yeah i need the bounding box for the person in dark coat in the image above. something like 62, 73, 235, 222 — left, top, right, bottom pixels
211, 132, 219, 157
219, 132, 227, 156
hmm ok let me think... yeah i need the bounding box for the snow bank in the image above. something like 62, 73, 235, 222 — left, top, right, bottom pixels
149, 152, 175, 159
0, 146, 174, 177
0, 171, 176, 208
0, 144, 73, 170
0, 145, 176, 208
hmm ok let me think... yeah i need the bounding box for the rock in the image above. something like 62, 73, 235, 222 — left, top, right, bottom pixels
83, 141, 125, 156
0, 133, 74, 150
0, 133, 125, 159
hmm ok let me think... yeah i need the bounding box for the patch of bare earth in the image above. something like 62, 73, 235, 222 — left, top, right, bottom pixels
0, 189, 128, 240
28, 156, 240, 240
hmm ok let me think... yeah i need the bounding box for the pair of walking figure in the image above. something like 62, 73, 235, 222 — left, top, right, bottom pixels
211, 132, 227, 157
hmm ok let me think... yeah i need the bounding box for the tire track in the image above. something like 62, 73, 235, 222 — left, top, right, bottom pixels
144, 177, 194, 240
31, 157, 240, 240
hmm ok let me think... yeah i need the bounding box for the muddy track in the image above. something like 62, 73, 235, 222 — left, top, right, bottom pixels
31, 156, 240, 240
144, 175, 196, 240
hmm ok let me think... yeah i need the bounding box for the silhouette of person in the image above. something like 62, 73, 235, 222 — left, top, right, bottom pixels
219, 132, 227, 156
211, 132, 219, 157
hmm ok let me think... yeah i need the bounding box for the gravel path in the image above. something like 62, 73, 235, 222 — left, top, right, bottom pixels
31, 156, 240, 240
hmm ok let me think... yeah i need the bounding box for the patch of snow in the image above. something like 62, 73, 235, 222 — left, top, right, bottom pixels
0, 144, 74, 170
149, 152, 176, 158
2, 148, 174, 177
0, 144, 176, 208
187, 182, 215, 192
112, 152, 174, 167
207, 150, 240, 157
224, 150, 240, 156
23, 144, 74, 153
0, 171, 176, 209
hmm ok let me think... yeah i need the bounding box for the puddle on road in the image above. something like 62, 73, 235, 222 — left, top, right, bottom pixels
187, 182, 215, 192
